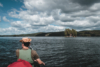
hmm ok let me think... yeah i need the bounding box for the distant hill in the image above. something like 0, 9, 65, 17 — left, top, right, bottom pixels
77, 30, 100, 37
0, 32, 48, 37
0, 30, 100, 37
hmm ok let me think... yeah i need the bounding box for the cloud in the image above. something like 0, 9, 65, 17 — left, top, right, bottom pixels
23, 0, 84, 13
70, 0, 100, 6
1, 0, 100, 35
0, 3, 3, 7
38, 25, 65, 32
56, 20, 100, 28
3, 16, 10, 22
9, 9, 55, 26
0, 27, 19, 35
89, 3, 100, 11
0, 24, 65, 35
11, 21, 29, 30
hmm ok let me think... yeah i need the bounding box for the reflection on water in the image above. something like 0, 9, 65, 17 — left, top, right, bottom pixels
0, 37, 100, 67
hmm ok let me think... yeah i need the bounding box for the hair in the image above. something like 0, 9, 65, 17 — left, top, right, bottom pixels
22, 42, 30, 47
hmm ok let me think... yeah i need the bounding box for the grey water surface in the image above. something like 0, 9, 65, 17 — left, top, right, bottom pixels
0, 37, 100, 67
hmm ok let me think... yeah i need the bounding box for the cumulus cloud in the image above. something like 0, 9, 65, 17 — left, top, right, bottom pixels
3, 16, 10, 22
23, 0, 84, 13
9, 10, 54, 26
0, 3, 3, 7
38, 25, 65, 32
0, 24, 65, 35
70, 0, 100, 6
1, 0, 100, 35
0, 27, 19, 35
11, 21, 31, 30
56, 20, 100, 28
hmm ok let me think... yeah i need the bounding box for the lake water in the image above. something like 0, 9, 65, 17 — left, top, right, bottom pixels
0, 37, 100, 67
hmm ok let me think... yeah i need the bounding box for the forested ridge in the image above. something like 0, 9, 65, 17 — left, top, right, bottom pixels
0, 30, 100, 37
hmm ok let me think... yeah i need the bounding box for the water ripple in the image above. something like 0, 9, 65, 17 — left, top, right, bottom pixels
1, 37, 100, 67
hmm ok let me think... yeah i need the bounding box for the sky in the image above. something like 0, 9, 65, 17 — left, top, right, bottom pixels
0, 0, 100, 35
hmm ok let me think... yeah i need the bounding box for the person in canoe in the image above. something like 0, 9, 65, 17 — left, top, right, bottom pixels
15, 37, 45, 67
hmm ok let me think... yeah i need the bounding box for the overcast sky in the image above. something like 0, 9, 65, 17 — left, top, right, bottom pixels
0, 0, 100, 35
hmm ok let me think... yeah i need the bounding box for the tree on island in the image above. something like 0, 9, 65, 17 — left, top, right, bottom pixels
65, 29, 77, 37
72, 29, 77, 37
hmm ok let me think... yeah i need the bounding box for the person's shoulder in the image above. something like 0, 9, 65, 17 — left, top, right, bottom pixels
16, 49, 20, 52
31, 50, 37, 53
32, 50, 36, 52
